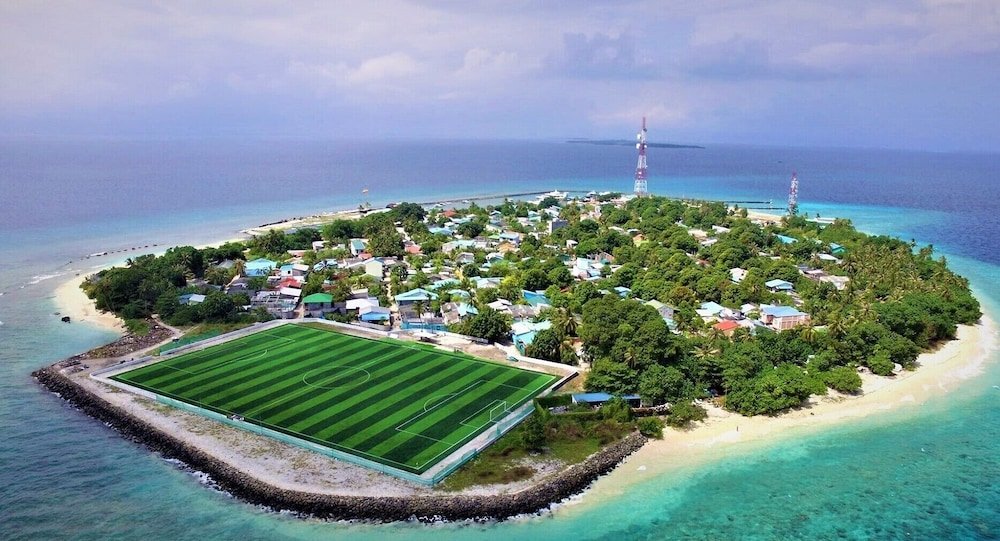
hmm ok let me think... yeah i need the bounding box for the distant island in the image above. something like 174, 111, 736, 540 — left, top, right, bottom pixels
567, 139, 705, 149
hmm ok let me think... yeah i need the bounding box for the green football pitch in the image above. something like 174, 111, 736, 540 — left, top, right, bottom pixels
111, 324, 558, 475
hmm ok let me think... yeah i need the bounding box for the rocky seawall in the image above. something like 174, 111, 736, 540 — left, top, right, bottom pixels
32, 364, 647, 522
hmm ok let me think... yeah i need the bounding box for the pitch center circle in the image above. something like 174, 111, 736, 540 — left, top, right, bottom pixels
302, 366, 371, 389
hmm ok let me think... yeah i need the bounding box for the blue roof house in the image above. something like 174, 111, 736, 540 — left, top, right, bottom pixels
776, 234, 797, 245
349, 239, 368, 256
395, 288, 439, 305
829, 242, 846, 255
244, 258, 276, 277
571, 393, 642, 407
765, 279, 795, 292
613, 286, 632, 298
522, 290, 551, 307
512, 320, 552, 354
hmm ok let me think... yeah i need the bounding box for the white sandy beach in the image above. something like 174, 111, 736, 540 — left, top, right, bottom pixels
569, 316, 999, 511
54, 274, 125, 332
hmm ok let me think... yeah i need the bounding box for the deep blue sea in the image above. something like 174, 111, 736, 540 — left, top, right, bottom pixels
1, 140, 998, 540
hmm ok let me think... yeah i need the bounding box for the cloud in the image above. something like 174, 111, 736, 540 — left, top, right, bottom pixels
346, 53, 423, 85
683, 36, 838, 81
546, 31, 657, 79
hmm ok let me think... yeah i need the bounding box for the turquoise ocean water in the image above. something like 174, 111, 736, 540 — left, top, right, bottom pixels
0, 141, 997, 540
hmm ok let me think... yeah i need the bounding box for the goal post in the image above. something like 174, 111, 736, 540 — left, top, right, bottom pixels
488, 401, 509, 423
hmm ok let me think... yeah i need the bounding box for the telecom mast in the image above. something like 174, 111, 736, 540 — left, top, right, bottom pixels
633, 117, 648, 196
787, 171, 799, 216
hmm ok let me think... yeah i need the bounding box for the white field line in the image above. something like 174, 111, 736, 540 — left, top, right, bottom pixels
242, 357, 383, 419
159, 348, 270, 376
458, 399, 507, 430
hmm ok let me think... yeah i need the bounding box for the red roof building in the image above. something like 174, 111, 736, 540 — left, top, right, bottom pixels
713, 319, 740, 337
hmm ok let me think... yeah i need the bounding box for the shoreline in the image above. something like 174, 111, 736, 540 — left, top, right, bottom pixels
41, 191, 999, 522
566, 315, 999, 515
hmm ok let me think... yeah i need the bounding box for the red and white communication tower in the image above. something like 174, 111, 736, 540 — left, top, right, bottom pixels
633, 117, 648, 196
787, 171, 799, 216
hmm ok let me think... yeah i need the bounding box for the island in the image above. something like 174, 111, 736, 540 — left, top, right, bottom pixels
34, 192, 986, 521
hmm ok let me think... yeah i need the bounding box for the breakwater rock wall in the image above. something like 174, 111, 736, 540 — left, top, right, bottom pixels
32, 365, 647, 522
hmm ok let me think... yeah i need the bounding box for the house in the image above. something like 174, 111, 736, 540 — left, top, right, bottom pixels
499, 231, 522, 245
244, 258, 277, 277
713, 319, 740, 337
475, 277, 502, 289
394, 288, 438, 306
401, 314, 447, 332
441, 240, 476, 254
251, 290, 296, 319
456, 252, 476, 265
359, 305, 391, 323
279, 263, 309, 277
700, 238, 719, 247
349, 239, 368, 256
512, 319, 552, 354
302, 292, 334, 317
364, 259, 384, 279
178, 293, 206, 305
441, 302, 478, 325
427, 226, 453, 236
817, 253, 840, 263
430, 278, 461, 291
345, 297, 380, 312
487, 298, 513, 313
644, 299, 675, 322
571, 393, 642, 408
405, 243, 423, 255
760, 305, 810, 330
712, 225, 731, 234
278, 286, 301, 301
590, 251, 614, 265
311, 240, 326, 251
775, 234, 797, 244
829, 242, 845, 255
819, 275, 851, 290
522, 290, 551, 307
446, 289, 471, 300
547, 219, 568, 234
510, 304, 540, 321
613, 286, 631, 298
765, 279, 795, 292
696, 301, 725, 319
730, 268, 748, 283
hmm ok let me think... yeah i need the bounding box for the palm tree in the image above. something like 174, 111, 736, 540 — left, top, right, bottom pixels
412, 300, 425, 319
559, 338, 579, 366
623, 345, 639, 370
799, 323, 817, 344
827, 312, 848, 338
234, 259, 246, 277
553, 307, 578, 337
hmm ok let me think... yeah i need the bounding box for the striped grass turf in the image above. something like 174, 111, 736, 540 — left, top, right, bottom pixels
111, 324, 558, 474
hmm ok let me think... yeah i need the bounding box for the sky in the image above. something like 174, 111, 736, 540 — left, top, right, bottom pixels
1, 1, 998, 151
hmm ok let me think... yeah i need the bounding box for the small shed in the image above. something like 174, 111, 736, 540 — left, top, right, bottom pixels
571, 393, 642, 408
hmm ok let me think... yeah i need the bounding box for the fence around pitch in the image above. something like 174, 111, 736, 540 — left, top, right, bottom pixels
155, 395, 441, 486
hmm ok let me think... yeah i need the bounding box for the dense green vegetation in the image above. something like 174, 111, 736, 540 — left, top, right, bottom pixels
440, 399, 649, 491
85, 193, 981, 422
561, 197, 980, 416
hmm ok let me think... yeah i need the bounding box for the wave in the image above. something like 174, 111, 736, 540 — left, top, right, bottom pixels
28, 273, 64, 285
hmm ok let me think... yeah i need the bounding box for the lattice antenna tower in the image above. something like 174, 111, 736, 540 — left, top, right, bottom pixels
633, 117, 648, 196
787, 171, 799, 216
